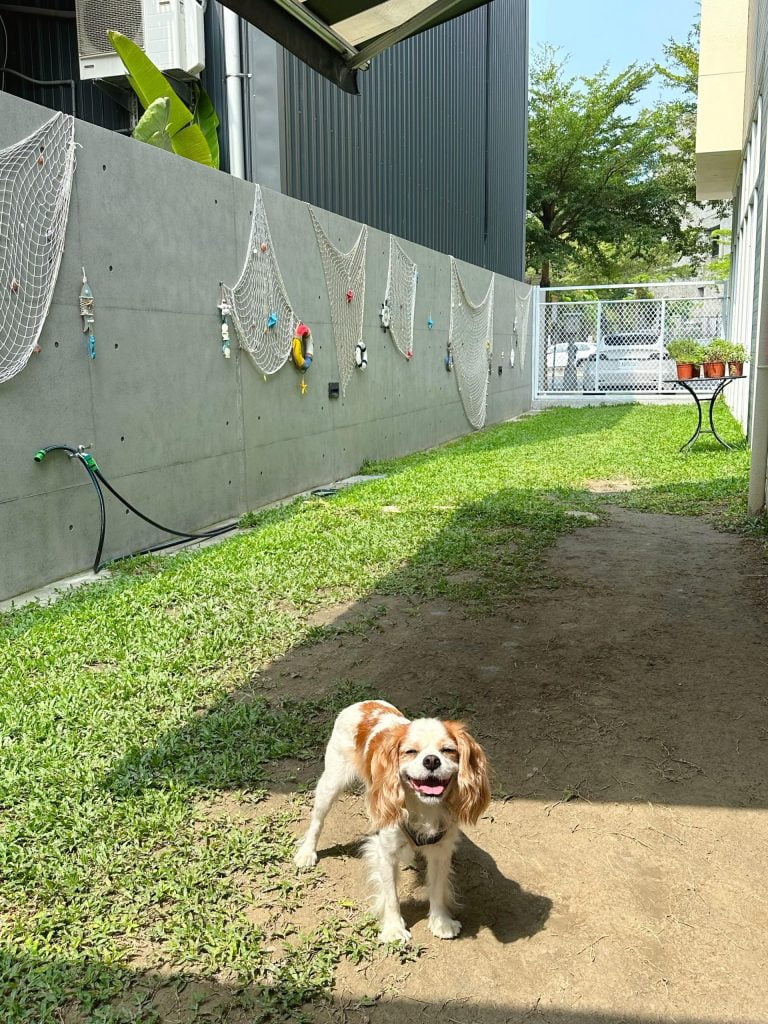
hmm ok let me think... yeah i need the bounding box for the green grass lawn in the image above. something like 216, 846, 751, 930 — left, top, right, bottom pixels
0, 403, 757, 1022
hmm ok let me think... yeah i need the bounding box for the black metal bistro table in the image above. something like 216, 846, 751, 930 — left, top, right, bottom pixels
664, 376, 745, 451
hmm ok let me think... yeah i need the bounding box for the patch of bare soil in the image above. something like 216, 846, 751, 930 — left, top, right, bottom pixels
254, 509, 768, 1024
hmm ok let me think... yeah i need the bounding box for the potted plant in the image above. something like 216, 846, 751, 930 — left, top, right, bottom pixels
702, 340, 728, 378
725, 342, 748, 377
666, 339, 705, 380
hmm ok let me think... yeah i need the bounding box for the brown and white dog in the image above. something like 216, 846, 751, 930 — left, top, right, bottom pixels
294, 700, 490, 943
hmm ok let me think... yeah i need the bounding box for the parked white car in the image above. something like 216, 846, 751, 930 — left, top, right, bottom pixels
582, 351, 675, 391
544, 341, 596, 369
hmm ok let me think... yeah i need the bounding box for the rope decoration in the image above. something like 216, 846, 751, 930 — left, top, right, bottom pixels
223, 184, 301, 375
309, 207, 367, 396
0, 112, 76, 384
448, 257, 495, 430
382, 235, 417, 359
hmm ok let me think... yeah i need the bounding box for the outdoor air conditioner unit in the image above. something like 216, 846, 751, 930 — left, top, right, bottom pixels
75, 0, 206, 81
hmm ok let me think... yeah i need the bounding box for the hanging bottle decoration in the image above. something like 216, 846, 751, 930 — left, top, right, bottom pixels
218, 285, 232, 359
427, 314, 434, 329
354, 340, 368, 370
79, 267, 95, 359
445, 340, 454, 372
266, 311, 278, 329
346, 289, 355, 303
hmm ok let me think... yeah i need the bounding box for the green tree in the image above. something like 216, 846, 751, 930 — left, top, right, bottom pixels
527, 45, 711, 287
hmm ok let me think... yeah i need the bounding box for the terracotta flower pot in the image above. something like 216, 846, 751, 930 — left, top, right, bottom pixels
702, 361, 726, 379
676, 362, 697, 380
728, 360, 744, 377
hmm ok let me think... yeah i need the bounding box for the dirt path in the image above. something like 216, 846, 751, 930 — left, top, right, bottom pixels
255, 508, 768, 1024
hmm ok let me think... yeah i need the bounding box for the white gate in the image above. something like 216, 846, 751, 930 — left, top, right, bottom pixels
534, 282, 728, 400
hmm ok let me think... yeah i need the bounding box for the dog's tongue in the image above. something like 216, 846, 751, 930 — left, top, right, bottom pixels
414, 780, 445, 795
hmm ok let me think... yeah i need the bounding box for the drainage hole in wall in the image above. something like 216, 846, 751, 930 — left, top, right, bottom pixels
228, 480, 232, 485
102, 164, 107, 171
214, 198, 218, 205
108, 265, 113, 272
114, 343, 118, 349
125, 508, 130, 514
68, 524, 73, 531
54, 341, 59, 348
120, 435, 125, 442
225, 420, 229, 426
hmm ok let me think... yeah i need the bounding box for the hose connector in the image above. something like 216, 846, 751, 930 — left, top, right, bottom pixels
33, 449, 47, 462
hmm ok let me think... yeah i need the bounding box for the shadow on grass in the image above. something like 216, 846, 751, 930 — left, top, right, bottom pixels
101, 466, 767, 816
0, 948, 753, 1024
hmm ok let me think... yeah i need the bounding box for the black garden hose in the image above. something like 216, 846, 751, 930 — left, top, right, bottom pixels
33, 444, 237, 572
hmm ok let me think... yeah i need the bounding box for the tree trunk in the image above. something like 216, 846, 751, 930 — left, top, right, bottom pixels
540, 260, 551, 288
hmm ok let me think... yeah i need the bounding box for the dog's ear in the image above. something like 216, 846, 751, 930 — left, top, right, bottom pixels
366, 725, 407, 829
445, 721, 491, 826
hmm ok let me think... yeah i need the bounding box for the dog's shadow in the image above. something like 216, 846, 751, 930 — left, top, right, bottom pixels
318, 835, 551, 944
445, 835, 552, 942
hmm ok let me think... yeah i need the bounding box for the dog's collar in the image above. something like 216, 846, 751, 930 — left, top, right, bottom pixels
399, 821, 447, 847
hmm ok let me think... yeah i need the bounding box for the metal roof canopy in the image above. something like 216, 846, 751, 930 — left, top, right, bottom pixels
217, 0, 493, 94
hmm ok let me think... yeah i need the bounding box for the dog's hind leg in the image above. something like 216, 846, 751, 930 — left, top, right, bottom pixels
294, 755, 354, 869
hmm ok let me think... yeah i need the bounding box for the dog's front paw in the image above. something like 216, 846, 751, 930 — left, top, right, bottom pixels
379, 919, 412, 945
293, 844, 318, 870
428, 913, 462, 939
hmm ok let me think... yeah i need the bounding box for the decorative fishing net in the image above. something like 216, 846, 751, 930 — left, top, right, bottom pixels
449, 257, 495, 429
0, 112, 76, 384
310, 207, 367, 396
383, 235, 417, 358
223, 184, 300, 374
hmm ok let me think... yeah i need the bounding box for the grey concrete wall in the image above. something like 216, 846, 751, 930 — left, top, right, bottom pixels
0, 93, 532, 602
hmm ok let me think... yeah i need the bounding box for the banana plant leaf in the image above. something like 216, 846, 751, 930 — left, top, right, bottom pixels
132, 97, 173, 151
108, 30, 215, 167
192, 85, 220, 170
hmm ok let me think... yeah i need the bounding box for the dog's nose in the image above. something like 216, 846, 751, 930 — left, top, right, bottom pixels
422, 754, 441, 772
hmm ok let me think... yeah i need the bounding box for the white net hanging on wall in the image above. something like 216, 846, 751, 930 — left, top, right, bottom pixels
309, 207, 367, 396
383, 235, 417, 358
223, 184, 300, 375
0, 112, 76, 385
449, 257, 495, 429
512, 280, 533, 372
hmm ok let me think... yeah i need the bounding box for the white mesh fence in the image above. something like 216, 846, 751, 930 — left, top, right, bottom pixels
309, 207, 368, 396
449, 257, 495, 429
383, 235, 417, 358
536, 290, 727, 397
223, 184, 301, 375
0, 112, 76, 385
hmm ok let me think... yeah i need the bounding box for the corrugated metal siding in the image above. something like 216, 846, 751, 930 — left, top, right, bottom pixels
0, 0, 129, 130
281, 0, 528, 278
201, 0, 230, 173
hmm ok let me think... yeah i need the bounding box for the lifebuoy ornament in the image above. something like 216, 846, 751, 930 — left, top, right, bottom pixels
292, 323, 313, 370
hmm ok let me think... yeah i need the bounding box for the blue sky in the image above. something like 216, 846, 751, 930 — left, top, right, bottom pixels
529, 0, 700, 103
